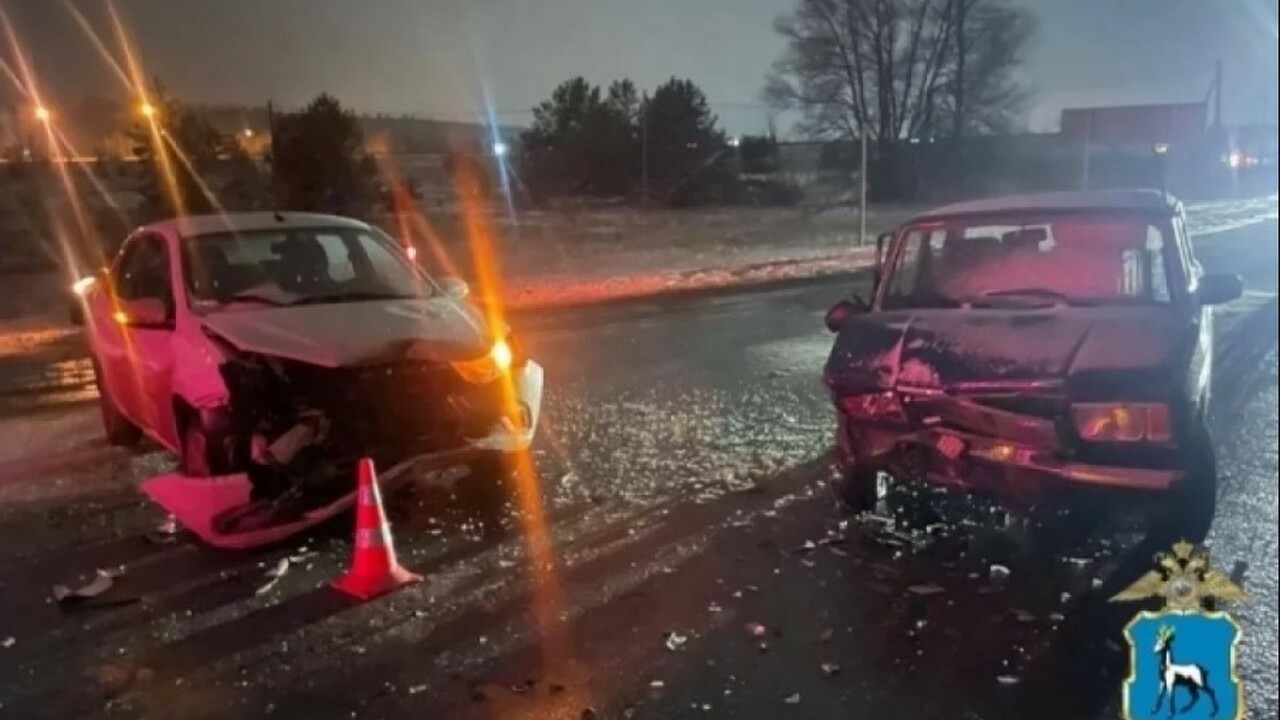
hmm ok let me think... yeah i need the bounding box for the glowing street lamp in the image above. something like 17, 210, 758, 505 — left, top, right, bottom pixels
139, 101, 157, 119
492, 141, 509, 158
34, 105, 52, 123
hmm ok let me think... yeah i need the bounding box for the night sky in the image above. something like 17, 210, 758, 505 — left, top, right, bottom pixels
2, 0, 1277, 134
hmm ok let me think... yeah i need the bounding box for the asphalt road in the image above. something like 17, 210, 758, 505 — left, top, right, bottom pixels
0, 220, 1275, 720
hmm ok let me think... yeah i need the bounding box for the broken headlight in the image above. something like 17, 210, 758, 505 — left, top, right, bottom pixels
838, 391, 906, 422
451, 335, 523, 384
1071, 403, 1171, 443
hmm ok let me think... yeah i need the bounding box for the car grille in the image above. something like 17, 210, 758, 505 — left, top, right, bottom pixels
291, 360, 506, 459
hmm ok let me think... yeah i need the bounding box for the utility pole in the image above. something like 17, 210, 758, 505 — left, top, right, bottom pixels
859, 131, 869, 246
640, 105, 650, 205
1081, 111, 1093, 191
1213, 60, 1223, 129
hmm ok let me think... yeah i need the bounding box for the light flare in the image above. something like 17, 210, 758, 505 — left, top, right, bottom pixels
453, 156, 575, 670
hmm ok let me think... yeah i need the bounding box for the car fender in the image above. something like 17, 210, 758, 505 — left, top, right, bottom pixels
170, 328, 231, 410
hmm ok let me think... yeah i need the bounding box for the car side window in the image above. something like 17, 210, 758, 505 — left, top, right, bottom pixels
115, 235, 174, 313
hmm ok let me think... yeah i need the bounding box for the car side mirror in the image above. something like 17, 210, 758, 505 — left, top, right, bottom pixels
118, 298, 170, 328
439, 277, 470, 300
825, 297, 867, 333
1197, 273, 1242, 306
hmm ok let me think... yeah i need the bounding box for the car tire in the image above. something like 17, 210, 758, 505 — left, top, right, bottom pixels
91, 357, 142, 447
180, 412, 234, 477
1160, 423, 1217, 545
831, 465, 881, 513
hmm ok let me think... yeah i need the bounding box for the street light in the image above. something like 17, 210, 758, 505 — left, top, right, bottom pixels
34, 105, 51, 123
492, 141, 509, 158
139, 101, 157, 119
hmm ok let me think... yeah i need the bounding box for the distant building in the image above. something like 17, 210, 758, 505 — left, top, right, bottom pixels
1059, 102, 1208, 146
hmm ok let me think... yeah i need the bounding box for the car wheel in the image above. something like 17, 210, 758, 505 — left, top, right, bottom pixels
1159, 424, 1217, 545
831, 465, 881, 513
91, 357, 142, 447
180, 413, 234, 477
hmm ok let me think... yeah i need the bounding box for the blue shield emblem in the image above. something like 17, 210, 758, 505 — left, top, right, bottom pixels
1123, 611, 1243, 720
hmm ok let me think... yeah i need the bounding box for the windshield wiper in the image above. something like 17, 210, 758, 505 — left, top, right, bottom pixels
286, 290, 420, 306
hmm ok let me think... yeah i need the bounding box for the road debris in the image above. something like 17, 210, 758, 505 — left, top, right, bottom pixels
1, 636, 14, 649
649, 679, 666, 690
407, 684, 427, 695
665, 631, 689, 651
255, 558, 292, 596
821, 662, 841, 677
988, 564, 1011, 584
53, 567, 127, 604
996, 674, 1021, 686
145, 514, 180, 544
784, 692, 802, 705
907, 583, 947, 597
746, 622, 768, 638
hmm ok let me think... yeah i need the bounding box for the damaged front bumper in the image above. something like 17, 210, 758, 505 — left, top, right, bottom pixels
834, 391, 1183, 508
464, 360, 544, 453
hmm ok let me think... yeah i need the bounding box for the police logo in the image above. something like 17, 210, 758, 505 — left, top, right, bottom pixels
1111, 541, 1248, 719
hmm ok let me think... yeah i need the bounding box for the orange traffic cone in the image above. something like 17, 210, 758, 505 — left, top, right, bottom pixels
332, 458, 422, 601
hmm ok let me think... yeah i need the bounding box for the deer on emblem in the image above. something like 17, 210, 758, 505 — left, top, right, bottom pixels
1151, 625, 1220, 718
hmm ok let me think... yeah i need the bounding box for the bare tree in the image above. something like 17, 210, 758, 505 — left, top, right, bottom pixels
765, 0, 1034, 144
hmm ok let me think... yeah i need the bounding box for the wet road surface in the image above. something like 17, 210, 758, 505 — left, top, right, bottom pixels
0, 219, 1276, 720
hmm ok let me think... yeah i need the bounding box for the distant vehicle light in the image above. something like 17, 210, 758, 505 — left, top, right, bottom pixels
72, 276, 97, 296
112, 310, 129, 325
728, 136, 742, 148
1226, 152, 1243, 169
1152, 143, 1170, 156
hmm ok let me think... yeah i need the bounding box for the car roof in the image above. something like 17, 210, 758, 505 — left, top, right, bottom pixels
141, 212, 373, 238
908, 189, 1181, 224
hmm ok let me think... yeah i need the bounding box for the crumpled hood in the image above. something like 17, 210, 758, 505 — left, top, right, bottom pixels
825, 306, 1187, 392
202, 298, 492, 367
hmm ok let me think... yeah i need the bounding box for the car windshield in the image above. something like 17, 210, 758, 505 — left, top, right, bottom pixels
881, 214, 1176, 309
182, 226, 435, 310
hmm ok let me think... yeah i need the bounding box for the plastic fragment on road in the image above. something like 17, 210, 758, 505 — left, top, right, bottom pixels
53, 567, 126, 604
821, 663, 841, 677
988, 564, 1011, 582
996, 674, 1021, 686
784, 693, 801, 705
255, 558, 291, 596
665, 631, 689, 651
907, 583, 946, 597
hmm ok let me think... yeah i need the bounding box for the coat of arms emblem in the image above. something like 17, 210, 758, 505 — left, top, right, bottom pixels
1111, 541, 1248, 719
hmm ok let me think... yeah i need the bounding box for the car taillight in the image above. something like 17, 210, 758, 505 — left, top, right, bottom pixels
839, 392, 905, 421
1072, 403, 1172, 443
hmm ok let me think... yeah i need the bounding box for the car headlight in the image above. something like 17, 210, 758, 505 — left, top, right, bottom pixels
1072, 403, 1171, 443
838, 392, 906, 421
452, 336, 520, 384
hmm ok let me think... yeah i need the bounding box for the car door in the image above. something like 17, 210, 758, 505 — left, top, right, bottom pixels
99, 233, 181, 447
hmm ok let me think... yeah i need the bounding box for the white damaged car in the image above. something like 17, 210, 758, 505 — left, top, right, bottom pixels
73, 212, 543, 546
